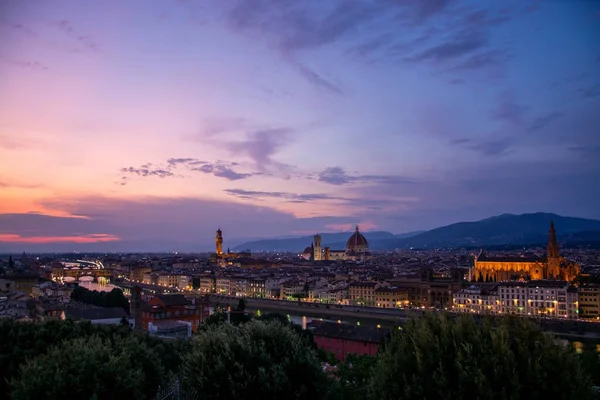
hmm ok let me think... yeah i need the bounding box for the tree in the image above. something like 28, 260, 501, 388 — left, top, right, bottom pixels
237, 298, 246, 311
0, 319, 189, 398
333, 354, 377, 400
182, 320, 329, 399
10, 335, 165, 400
369, 313, 596, 400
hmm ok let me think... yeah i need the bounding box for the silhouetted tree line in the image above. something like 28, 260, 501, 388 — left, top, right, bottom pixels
70, 285, 129, 312
1, 313, 599, 399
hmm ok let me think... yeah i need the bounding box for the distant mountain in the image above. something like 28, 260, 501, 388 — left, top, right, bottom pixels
232, 231, 424, 252
394, 213, 600, 249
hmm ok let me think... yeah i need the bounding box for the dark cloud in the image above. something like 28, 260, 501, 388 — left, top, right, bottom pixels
491, 91, 529, 125
318, 167, 356, 185
450, 78, 466, 85
317, 167, 421, 186
293, 62, 342, 94
407, 33, 487, 63
528, 111, 563, 132
120, 166, 175, 179
467, 137, 515, 157
450, 138, 471, 145
226, 128, 293, 171
225, 189, 338, 203
191, 163, 252, 180
0, 54, 49, 71
119, 158, 255, 184
579, 83, 600, 99
0, 17, 37, 37
55, 20, 99, 52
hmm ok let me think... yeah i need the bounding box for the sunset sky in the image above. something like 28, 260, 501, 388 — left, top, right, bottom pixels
1, 0, 599, 251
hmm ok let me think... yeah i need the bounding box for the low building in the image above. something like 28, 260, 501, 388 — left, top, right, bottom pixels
375, 287, 409, 309
578, 284, 600, 319
453, 280, 578, 319
141, 294, 208, 333
348, 281, 379, 306
310, 322, 390, 361
453, 285, 499, 314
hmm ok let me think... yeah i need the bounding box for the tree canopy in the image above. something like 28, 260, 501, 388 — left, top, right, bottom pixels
182, 320, 329, 399
368, 313, 596, 400
11, 335, 163, 400
0, 319, 189, 399
70, 286, 129, 312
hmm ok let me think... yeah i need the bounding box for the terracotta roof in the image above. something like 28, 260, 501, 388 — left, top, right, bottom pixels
346, 225, 368, 250
310, 322, 389, 343
156, 294, 190, 306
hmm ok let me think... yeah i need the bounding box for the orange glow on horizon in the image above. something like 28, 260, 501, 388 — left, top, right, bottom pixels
0, 233, 120, 244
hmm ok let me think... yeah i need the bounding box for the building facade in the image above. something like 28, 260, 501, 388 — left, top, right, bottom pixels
471, 222, 580, 282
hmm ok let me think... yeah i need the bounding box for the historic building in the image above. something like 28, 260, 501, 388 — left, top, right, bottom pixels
470, 222, 580, 282
210, 229, 251, 265
304, 226, 372, 262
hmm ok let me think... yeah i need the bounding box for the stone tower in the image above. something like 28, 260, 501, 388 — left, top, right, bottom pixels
313, 234, 322, 261
216, 229, 223, 255
547, 221, 561, 278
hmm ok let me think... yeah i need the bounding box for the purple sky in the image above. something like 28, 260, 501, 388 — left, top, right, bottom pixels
1, 0, 599, 251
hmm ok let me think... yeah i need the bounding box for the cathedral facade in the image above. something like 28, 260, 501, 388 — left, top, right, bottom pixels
304, 226, 372, 262
470, 222, 580, 282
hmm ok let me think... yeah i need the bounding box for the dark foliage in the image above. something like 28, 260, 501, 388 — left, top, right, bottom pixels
70, 285, 130, 312
0, 319, 189, 399
369, 313, 596, 400
182, 320, 330, 399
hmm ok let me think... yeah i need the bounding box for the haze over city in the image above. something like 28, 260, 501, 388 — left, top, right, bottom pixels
1, 0, 599, 251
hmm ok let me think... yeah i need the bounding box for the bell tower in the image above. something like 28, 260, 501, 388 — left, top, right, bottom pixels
313, 234, 322, 261
216, 229, 223, 255
547, 221, 560, 278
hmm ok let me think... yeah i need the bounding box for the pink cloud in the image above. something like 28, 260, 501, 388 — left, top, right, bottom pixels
0, 233, 119, 244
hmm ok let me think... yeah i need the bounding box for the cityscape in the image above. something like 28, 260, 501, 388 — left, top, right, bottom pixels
1, 0, 600, 399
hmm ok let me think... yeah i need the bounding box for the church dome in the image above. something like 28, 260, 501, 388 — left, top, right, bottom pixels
346, 225, 368, 251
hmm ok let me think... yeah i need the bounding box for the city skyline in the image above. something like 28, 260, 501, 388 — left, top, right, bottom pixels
1, 0, 599, 250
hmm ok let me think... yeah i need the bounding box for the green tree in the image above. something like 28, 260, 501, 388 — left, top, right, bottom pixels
10, 335, 165, 400
0, 319, 189, 398
182, 320, 329, 399
333, 354, 377, 400
237, 298, 246, 311
369, 313, 596, 400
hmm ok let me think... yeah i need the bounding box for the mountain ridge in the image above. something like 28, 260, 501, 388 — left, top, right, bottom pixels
232, 213, 600, 252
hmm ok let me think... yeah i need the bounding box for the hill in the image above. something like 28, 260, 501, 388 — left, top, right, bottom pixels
232, 213, 600, 252
394, 213, 600, 249
232, 231, 424, 252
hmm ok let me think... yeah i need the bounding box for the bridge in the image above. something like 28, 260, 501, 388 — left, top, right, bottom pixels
205, 295, 600, 340
206, 295, 422, 328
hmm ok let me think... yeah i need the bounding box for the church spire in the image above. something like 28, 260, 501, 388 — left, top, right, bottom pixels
548, 220, 559, 258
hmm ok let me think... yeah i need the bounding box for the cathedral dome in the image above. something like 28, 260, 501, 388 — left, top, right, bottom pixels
346, 225, 368, 251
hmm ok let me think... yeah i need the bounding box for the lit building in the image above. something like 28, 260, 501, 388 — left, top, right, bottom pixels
210, 229, 251, 264
471, 222, 580, 282
349, 281, 379, 306
305, 226, 372, 262
375, 287, 409, 308
141, 294, 209, 333
454, 281, 578, 319
453, 285, 500, 314
578, 284, 600, 319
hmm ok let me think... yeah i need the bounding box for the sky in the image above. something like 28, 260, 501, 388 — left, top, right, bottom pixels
1, 0, 599, 252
